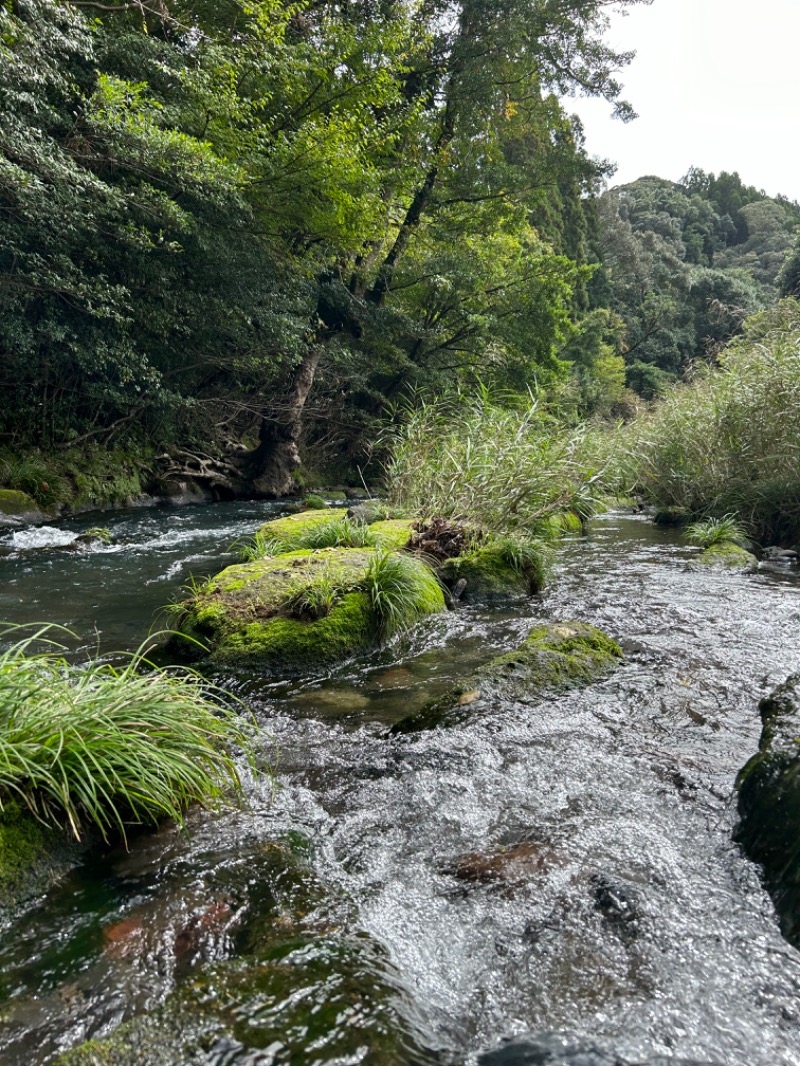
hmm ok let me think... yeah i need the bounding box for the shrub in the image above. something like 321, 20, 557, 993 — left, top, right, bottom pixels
0, 628, 257, 842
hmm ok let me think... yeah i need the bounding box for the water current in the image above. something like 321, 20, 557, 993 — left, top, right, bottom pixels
1, 502, 799, 1065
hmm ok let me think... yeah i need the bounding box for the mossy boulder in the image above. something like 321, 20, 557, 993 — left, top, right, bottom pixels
736, 675, 800, 946
0, 488, 49, 527
256, 507, 347, 545
653, 506, 692, 527
689, 541, 758, 571
0, 806, 83, 914
369, 518, 414, 551
392, 622, 623, 734
171, 547, 445, 673
439, 546, 537, 605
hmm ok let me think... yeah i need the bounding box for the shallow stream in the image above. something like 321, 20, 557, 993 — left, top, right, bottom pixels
1, 504, 800, 1065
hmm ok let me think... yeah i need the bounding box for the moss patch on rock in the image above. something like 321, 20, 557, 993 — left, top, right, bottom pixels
256, 507, 348, 545
0, 806, 82, 913
369, 518, 414, 551
392, 622, 623, 733
653, 506, 692, 526
736, 675, 800, 947
0, 488, 40, 516
689, 541, 758, 571
439, 546, 537, 605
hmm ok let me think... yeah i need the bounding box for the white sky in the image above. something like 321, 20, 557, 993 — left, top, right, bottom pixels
567, 0, 800, 201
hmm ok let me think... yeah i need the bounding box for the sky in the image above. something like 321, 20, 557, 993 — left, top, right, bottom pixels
567, 0, 800, 201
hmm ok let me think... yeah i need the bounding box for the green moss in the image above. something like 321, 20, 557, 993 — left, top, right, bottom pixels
302, 493, 327, 509
368, 518, 414, 551
0, 488, 40, 516
440, 545, 537, 604
256, 508, 347, 544
211, 591, 376, 670
0, 806, 80, 911
326, 490, 348, 502
392, 622, 623, 734
689, 541, 758, 571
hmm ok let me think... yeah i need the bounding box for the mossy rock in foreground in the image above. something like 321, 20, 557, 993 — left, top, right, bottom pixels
736, 675, 800, 947
0, 806, 83, 914
688, 541, 758, 572
439, 546, 540, 605
171, 547, 445, 673
392, 622, 623, 734
0, 488, 49, 525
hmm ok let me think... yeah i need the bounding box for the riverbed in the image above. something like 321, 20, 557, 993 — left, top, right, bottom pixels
1, 504, 799, 1065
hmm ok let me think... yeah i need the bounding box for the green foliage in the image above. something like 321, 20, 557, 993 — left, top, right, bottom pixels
615, 302, 800, 542
0, 627, 256, 843
684, 515, 746, 549
385, 393, 606, 537
361, 552, 445, 641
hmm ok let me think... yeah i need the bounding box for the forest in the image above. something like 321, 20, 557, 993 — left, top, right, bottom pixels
2, 0, 795, 506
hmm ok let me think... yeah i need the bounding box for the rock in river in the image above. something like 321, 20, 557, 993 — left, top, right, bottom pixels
736, 673, 800, 946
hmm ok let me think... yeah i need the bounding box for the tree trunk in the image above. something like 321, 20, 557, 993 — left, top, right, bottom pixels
246, 346, 324, 496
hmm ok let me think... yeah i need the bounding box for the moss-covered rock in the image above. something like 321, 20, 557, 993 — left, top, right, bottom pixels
0, 488, 48, 526
392, 622, 623, 733
369, 518, 414, 551
256, 507, 348, 545
736, 675, 800, 947
689, 541, 758, 571
171, 546, 445, 673
439, 546, 537, 605
653, 506, 692, 526
0, 806, 83, 913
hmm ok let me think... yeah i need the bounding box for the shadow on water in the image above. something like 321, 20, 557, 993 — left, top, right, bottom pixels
1, 508, 800, 1064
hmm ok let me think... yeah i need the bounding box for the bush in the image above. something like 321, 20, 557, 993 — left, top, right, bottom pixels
0, 628, 257, 842
384, 394, 605, 537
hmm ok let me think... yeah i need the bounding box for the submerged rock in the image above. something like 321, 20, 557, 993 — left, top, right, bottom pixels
392, 622, 622, 734
736, 674, 800, 946
478, 1033, 713, 1065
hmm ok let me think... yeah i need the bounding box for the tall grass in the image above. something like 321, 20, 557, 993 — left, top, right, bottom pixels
384, 395, 605, 537
614, 303, 800, 541
0, 628, 256, 842
361, 552, 444, 639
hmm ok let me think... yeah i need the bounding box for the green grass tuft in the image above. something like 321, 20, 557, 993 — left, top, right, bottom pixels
361, 551, 445, 640
684, 514, 747, 549
240, 516, 378, 560
0, 627, 257, 843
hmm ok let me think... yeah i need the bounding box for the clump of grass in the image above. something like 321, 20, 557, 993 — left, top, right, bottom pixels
360, 551, 444, 640
239, 516, 378, 560
282, 567, 347, 621
384, 394, 605, 537
492, 534, 553, 590
684, 515, 747, 549
302, 493, 327, 509
0, 627, 256, 842
0, 456, 69, 509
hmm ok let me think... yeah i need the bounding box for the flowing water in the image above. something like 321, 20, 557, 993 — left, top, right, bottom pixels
1, 504, 800, 1065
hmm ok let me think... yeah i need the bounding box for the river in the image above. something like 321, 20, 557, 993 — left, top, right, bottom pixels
0, 503, 799, 1065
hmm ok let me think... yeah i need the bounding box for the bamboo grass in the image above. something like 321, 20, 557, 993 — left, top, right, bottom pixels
0, 626, 257, 842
